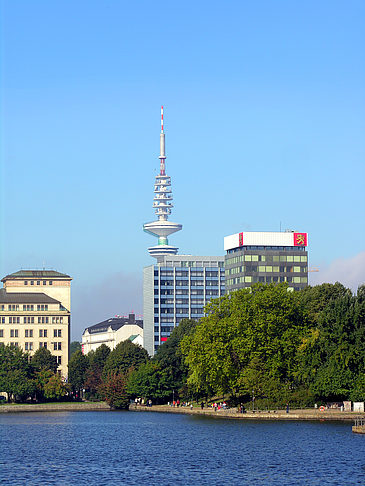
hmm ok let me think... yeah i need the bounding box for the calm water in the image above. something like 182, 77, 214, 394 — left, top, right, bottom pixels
0, 411, 364, 485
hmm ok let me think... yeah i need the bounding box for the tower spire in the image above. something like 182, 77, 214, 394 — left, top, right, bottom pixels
143, 107, 182, 261
159, 106, 166, 176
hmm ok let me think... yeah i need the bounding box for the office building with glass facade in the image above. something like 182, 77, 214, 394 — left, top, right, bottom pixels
143, 255, 225, 356
224, 231, 308, 293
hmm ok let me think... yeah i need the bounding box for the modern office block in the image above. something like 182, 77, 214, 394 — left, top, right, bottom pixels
224, 231, 308, 292
144, 255, 225, 356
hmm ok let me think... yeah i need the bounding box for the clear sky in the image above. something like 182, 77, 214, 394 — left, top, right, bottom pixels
1, 0, 364, 340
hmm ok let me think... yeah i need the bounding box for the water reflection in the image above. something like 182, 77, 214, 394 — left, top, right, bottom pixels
0, 412, 364, 485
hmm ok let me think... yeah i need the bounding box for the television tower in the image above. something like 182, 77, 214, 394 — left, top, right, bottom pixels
143, 107, 182, 261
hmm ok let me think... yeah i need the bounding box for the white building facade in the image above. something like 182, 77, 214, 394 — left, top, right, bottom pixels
82, 314, 143, 354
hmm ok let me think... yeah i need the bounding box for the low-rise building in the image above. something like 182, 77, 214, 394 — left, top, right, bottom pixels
81, 313, 143, 354
0, 270, 72, 378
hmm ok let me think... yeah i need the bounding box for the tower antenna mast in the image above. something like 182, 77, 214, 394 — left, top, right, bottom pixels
143, 107, 182, 261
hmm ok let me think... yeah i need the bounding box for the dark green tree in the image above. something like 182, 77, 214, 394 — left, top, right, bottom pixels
99, 372, 129, 409
70, 341, 81, 358
127, 362, 173, 403
182, 284, 309, 402
68, 350, 89, 397
0, 345, 34, 402
298, 286, 365, 401
43, 374, 69, 400
153, 318, 198, 398
103, 340, 149, 377
84, 345, 111, 400
31, 347, 58, 373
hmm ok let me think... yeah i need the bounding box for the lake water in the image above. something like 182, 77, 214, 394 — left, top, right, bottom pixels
0, 411, 364, 485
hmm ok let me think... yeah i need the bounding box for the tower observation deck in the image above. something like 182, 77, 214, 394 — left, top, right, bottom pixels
143, 107, 182, 262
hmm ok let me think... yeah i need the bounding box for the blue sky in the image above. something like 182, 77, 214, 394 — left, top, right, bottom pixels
1, 1, 364, 339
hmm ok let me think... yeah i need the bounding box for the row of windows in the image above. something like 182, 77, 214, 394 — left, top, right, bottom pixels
24, 280, 53, 286
155, 326, 174, 333
225, 266, 307, 275
156, 280, 223, 287
155, 289, 220, 296
157, 271, 221, 277
1, 339, 63, 351
1, 329, 63, 338
156, 308, 205, 315
226, 276, 308, 286
226, 254, 307, 266
163, 262, 224, 268
1, 316, 64, 324
157, 298, 206, 305
0, 304, 50, 311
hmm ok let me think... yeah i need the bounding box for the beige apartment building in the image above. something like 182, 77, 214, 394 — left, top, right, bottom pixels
0, 270, 71, 378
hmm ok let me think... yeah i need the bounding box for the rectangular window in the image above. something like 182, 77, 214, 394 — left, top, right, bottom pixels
24, 281, 28, 285
273, 266, 279, 272
10, 329, 19, 338
49, 281, 53, 285
287, 256, 294, 262
300, 256, 307, 262
244, 255, 252, 262
258, 266, 265, 272
280, 256, 286, 262
1, 317, 5, 324
266, 266, 272, 273
301, 277, 308, 284
37, 281, 40, 285
31, 281, 34, 285
43, 280, 47, 285
273, 256, 280, 262
294, 256, 301, 262
0, 330, 3, 337
293, 266, 301, 273
252, 255, 259, 261
57, 356, 62, 364
293, 277, 301, 283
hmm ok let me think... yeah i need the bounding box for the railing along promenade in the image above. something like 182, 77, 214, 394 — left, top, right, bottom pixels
352, 417, 365, 434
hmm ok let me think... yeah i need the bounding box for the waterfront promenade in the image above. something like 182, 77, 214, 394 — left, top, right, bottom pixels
1, 401, 364, 422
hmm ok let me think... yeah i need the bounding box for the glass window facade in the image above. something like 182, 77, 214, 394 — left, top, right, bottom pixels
225, 246, 308, 293
144, 256, 225, 355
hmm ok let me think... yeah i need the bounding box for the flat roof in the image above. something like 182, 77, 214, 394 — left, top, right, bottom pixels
224, 231, 308, 251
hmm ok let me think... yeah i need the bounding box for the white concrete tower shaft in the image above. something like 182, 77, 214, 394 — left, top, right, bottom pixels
143, 107, 182, 261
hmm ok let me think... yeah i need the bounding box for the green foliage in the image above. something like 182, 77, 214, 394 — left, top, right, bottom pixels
99, 372, 129, 409
103, 340, 149, 376
153, 319, 197, 398
68, 350, 89, 394
127, 362, 173, 402
297, 286, 365, 401
0, 345, 34, 401
88, 344, 111, 371
70, 341, 81, 358
182, 284, 307, 400
43, 374, 69, 400
31, 347, 58, 373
